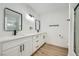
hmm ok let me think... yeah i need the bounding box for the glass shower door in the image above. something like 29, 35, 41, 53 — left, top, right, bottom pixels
74, 4, 79, 56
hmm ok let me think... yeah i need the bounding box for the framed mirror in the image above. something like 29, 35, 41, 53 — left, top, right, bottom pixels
4, 8, 22, 31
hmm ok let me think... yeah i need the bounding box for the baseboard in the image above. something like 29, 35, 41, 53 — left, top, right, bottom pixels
46, 43, 68, 50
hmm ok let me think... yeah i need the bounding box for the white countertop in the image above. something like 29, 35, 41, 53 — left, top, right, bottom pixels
0, 32, 47, 43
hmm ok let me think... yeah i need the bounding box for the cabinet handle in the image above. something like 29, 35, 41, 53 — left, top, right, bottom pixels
23, 44, 24, 51
20, 45, 22, 52
36, 40, 39, 42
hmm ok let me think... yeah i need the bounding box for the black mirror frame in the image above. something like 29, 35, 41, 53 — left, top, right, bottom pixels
4, 8, 22, 35
35, 20, 40, 32
4, 8, 22, 31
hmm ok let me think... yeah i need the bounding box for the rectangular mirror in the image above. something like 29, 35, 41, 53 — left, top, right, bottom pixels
35, 20, 40, 32
4, 8, 22, 31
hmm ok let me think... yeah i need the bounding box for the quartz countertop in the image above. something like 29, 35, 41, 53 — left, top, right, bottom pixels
0, 32, 47, 43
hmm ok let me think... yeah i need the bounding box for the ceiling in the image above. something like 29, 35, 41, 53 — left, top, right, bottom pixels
27, 3, 69, 15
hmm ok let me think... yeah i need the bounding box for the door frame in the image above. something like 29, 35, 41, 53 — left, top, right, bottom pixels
74, 3, 79, 56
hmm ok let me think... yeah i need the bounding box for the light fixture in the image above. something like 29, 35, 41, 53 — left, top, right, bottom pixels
26, 14, 35, 22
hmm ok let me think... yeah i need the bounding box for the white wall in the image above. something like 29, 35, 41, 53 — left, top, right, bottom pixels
40, 6, 69, 48
0, 3, 39, 38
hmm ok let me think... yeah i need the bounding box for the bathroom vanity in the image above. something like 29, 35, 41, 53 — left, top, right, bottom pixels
0, 8, 46, 56
0, 32, 47, 56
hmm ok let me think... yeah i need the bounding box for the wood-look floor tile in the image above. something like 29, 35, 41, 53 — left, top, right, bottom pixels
33, 43, 68, 56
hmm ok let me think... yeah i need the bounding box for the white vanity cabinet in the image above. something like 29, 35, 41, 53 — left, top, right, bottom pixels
32, 33, 47, 53
0, 32, 47, 56
1, 37, 32, 56
32, 34, 41, 53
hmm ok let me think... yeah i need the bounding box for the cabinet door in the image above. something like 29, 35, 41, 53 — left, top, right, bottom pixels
2, 45, 21, 56
22, 38, 32, 56
39, 34, 46, 46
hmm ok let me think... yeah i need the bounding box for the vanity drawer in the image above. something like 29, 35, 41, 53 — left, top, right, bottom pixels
32, 35, 40, 44
32, 39, 40, 52
32, 43, 39, 52
32, 35, 40, 40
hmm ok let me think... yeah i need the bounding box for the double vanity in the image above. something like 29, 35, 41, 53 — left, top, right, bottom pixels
0, 7, 46, 56
0, 32, 47, 56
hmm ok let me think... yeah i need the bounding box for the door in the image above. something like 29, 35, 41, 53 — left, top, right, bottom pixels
74, 4, 79, 56
22, 38, 32, 56
2, 45, 21, 56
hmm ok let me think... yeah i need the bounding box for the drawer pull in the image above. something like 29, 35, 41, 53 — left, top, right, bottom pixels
20, 45, 22, 52
36, 40, 39, 42
43, 36, 45, 39
23, 44, 24, 51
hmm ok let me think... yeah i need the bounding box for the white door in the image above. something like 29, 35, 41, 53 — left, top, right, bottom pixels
22, 38, 32, 56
